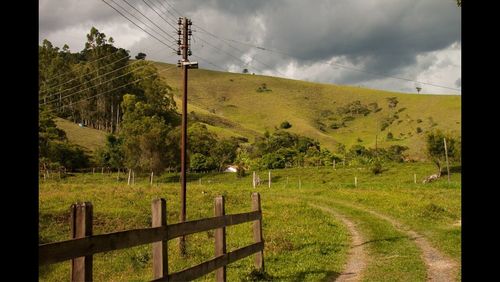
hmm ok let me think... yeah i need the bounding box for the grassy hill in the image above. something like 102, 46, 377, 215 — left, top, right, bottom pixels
54, 62, 460, 160
54, 118, 106, 153
155, 62, 461, 160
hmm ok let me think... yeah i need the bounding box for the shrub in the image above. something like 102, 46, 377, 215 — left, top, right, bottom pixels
371, 162, 383, 174
280, 121, 292, 129
386, 132, 394, 140
387, 97, 399, 108
416, 127, 423, 133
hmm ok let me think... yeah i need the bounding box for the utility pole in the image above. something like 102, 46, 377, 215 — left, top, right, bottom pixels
177, 16, 193, 256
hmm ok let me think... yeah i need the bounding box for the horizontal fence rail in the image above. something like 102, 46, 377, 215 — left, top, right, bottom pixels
39, 193, 264, 282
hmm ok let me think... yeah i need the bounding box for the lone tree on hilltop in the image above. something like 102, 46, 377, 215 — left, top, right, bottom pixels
135, 52, 146, 60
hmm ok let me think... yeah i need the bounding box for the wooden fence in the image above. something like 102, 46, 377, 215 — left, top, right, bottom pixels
39, 193, 265, 282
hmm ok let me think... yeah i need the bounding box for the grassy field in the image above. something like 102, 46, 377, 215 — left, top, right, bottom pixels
39, 162, 461, 281
155, 62, 460, 160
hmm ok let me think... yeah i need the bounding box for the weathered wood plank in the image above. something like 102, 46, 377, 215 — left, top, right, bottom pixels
40, 211, 261, 265
40, 226, 166, 265
166, 211, 261, 240
152, 242, 264, 282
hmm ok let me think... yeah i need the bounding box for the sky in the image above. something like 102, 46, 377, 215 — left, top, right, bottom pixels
39, 0, 461, 95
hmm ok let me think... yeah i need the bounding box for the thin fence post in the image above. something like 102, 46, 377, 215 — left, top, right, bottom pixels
253, 171, 256, 188
252, 193, 264, 272
71, 202, 93, 282
443, 138, 451, 184
268, 171, 271, 188
152, 198, 168, 280
414, 173, 417, 184
151, 172, 154, 186
333, 159, 336, 169
127, 169, 131, 186
214, 196, 226, 282
92, 168, 95, 174
355, 176, 358, 187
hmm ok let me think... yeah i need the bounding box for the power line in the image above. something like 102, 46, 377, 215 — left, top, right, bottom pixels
158, 0, 183, 18
102, 0, 177, 52
40, 54, 130, 94
194, 27, 285, 76
109, 0, 175, 44
42, 60, 141, 100
192, 33, 265, 74
40, 62, 149, 106
44, 64, 177, 113
142, 0, 179, 32
119, 0, 177, 41
42, 36, 170, 100
42, 49, 126, 84
191, 54, 226, 72
207, 35, 461, 92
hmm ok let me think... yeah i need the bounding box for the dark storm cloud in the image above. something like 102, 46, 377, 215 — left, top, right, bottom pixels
39, 0, 461, 93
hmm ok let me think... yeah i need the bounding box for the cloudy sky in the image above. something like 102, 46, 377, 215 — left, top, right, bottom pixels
39, 0, 461, 95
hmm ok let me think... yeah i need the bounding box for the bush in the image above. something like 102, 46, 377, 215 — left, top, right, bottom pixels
280, 121, 292, 129
371, 162, 383, 174
387, 97, 399, 108
386, 132, 394, 140
416, 127, 423, 134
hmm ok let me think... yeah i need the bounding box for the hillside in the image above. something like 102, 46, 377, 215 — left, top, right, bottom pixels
54, 118, 106, 153
54, 62, 460, 160
155, 62, 461, 160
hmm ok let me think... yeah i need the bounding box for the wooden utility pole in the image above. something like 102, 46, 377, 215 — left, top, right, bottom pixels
443, 138, 450, 184
178, 16, 193, 256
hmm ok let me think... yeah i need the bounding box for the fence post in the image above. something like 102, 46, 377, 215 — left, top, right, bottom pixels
252, 193, 264, 272
214, 196, 226, 282
414, 173, 417, 184
128, 169, 131, 185
268, 171, 271, 188
253, 171, 256, 188
71, 202, 93, 282
151, 172, 154, 185
152, 198, 168, 280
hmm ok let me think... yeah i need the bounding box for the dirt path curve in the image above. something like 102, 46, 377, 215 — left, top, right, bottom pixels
333, 200, 459, 282
310, 204, 367, 282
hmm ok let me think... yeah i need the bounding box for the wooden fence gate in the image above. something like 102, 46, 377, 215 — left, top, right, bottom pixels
39, 193, 264, 282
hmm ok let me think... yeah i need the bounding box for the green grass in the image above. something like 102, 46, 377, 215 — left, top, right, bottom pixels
156, 62, 460, 159
39, 162, 460, 281
54, 118, 107, 152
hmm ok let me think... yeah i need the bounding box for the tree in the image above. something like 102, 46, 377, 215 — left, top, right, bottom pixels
210, 139, 239, 171
119, 94, 178, 173
243, 68, 249, 74
95, 134, 125, 168
426, 130, 460, 176
135, 52, 147, 60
